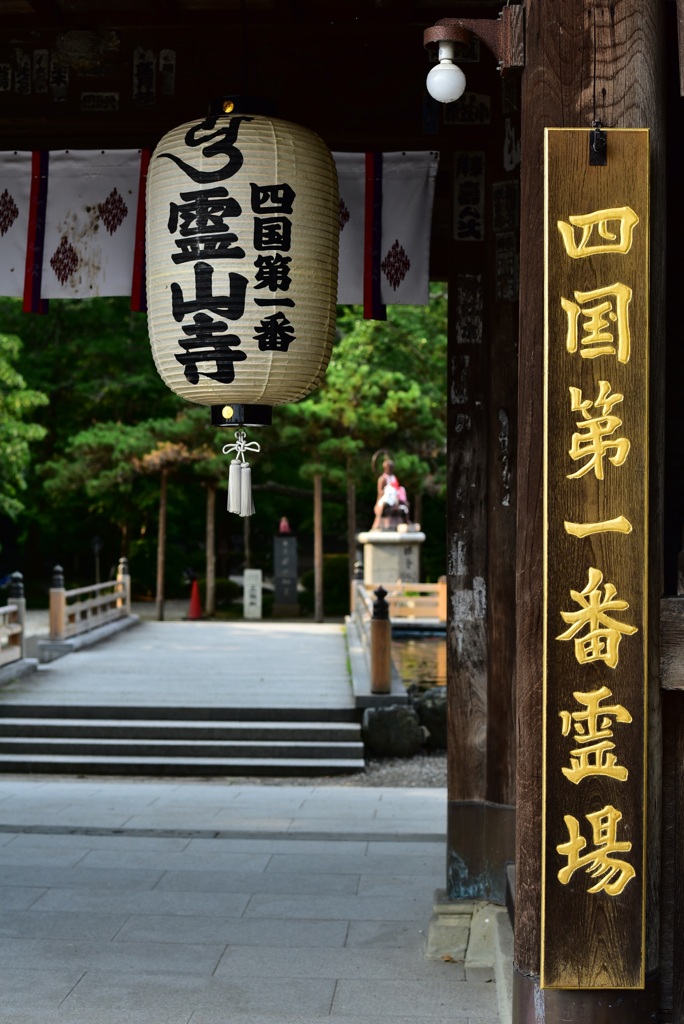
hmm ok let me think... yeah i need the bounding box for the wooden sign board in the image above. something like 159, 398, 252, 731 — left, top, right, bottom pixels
541, 128, 649, 990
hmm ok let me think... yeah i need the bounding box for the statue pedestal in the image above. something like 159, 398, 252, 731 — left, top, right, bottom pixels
357, 529, 426, 585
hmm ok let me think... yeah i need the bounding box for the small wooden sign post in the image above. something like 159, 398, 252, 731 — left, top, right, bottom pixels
542, 128, 649, 990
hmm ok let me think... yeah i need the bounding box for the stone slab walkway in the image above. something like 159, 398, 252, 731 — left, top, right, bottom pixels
2, 619, 354, 710
0, 778, 502, 1024
0, 614, 508, 1023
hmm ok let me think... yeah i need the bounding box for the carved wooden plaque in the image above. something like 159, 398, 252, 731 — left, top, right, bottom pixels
541, 128, 649, 989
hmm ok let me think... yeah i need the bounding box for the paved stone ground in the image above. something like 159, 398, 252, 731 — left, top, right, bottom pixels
0, 779, 501, 1024
10, 617, 354, 710
0, 614, 503, 1023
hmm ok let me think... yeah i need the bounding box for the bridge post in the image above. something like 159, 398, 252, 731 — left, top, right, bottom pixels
350, 561, 363, 616
370, 586, 391, 694
49, 566, 66, 641
117, 558, 131, 615
8, 572, 26, 659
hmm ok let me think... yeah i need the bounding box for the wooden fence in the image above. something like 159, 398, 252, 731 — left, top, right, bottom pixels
352, 579, 446, 626
0, 602, 23, 668
0, 572, 26, 668
49, 561, 131, 642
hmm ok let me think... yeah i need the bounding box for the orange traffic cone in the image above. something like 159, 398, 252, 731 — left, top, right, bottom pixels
187, 579, 202, 620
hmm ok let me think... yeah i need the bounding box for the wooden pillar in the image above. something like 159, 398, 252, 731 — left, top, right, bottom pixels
314, 472, 324, 623
155, 467, 168, 622
445, 76, 519, 902
446, 263, 491, 892
205, 483, 216, 618
514, 0, 664, 1018
347, 469, 356, 590
243, 515, 251, 570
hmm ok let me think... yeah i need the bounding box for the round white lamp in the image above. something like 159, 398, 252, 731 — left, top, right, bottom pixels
426, 41, 467, 103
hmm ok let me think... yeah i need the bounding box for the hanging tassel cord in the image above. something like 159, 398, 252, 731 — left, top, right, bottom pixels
222, 430, 261, 517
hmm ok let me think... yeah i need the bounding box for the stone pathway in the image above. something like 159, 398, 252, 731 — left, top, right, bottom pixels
0, 778, 503, 1024
5, 619, 353, 710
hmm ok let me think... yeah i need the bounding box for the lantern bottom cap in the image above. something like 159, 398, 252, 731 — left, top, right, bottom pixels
211, 404, 273, 428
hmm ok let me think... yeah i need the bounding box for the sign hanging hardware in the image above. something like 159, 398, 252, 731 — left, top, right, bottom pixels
589, 120, 608, 166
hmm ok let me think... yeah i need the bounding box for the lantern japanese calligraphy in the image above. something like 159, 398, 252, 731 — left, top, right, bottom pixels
145, 101, 339, 513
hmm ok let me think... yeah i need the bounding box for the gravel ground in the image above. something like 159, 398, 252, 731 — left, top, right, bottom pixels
4, 751, 448, 789
213, 749, 448, 787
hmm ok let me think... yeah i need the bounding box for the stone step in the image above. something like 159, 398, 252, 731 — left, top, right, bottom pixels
0, 717, 361, 743
0, 704, 360, 723
0, 736, 365, 760
0, 701, 366, 776
0, 753, 365, 776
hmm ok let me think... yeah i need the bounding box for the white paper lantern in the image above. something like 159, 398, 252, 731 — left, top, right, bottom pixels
146, 105, 339, 421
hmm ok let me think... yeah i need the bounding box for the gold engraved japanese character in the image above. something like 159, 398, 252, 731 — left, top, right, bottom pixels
557, 206, 639, 259
557, 805, 635, 896
561, 282, 632, 363
556, 566, 638, 669
564, 517, 633, 538
567, 381, 630, 480
559, 685, 632, 784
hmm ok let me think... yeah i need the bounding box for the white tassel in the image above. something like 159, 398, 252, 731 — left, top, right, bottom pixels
240, 462, 255, 517
227, 459, 242, 513
223, 430, 260, 517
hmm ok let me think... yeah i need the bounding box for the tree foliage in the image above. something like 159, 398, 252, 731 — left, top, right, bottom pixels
278, 285, 447, 502
0, 332, 48, 520
0, 289, 448, 589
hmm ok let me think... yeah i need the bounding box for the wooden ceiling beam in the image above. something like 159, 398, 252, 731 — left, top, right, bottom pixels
0, 0, 430, 31
22, 0, 64, 26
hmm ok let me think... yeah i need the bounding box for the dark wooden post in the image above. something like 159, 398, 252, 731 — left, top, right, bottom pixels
314, 472, 324, 623
445, 77, 519, 902
347, 466, 356, 592
205, 482, 216, 617
155, 467, 168, 622
514, 0, 665, 1019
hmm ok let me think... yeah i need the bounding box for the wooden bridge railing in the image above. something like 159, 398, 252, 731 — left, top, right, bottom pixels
350, 578, 446, 694
49, 559, 131, 642
352, 578, 446, 626
0, 572, 26, 668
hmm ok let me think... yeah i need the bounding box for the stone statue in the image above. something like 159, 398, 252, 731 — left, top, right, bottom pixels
371, 456, 410, 530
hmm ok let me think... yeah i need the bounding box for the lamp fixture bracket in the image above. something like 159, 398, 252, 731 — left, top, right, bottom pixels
423, 5, 525, 74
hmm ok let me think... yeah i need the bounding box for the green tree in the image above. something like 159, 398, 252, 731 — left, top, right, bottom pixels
43, 412, 215, 614
0, 297, 183, 585
0, 332, 48, 520
273, 287, 448, 576
282, 287, 447, 490
2, 290, 448, 596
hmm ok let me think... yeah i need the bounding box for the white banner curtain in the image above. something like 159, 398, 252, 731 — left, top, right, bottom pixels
0, 148, 438, 314
40, 150, 142, 300
334, 150, 439, 315
0, 151, 32, 300
0, 148, 145, 310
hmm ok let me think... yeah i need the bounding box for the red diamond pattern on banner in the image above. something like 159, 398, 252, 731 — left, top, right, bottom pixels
0, 188, 19, 236
381, 238, 411, 290
98, 187, 128, 235
339, 197, 350, 231
50, 235, 79, 284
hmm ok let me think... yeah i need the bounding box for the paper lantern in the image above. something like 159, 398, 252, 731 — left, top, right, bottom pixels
145, 100, 339, 513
